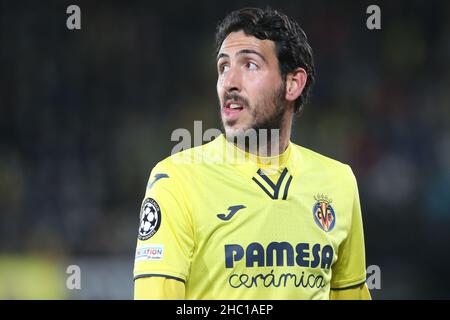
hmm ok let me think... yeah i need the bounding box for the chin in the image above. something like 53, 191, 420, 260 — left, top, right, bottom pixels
225, 125, 261, 145
224, 126, 246, 139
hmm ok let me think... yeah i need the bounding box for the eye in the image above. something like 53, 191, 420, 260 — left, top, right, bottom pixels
219, 63, 229, 74
246, 62, 258, 70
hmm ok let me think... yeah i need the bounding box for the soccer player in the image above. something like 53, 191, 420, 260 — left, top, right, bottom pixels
133, 7, 371, 300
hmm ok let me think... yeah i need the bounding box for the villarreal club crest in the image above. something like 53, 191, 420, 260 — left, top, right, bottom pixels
312, 194, 336, 232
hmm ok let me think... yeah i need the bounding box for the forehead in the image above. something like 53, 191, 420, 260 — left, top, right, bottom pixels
218, 31, 277, 60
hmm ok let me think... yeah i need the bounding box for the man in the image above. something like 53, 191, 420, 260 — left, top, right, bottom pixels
134, 7, 371, 300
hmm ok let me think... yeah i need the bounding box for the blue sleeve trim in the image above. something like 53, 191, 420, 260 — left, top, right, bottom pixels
133, 273, 186, 284
330, 280, 366, 291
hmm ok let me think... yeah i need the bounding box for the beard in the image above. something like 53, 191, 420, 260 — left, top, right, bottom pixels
221, 83, 288, 151
250, 85, 287, 132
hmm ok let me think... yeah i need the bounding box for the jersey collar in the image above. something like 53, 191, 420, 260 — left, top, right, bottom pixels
217, 134, 292, 174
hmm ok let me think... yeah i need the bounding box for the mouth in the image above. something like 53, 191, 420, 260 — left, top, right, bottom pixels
223, 100, 245, 119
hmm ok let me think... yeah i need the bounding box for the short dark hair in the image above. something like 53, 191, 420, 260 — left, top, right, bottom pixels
215, 7, 316, 113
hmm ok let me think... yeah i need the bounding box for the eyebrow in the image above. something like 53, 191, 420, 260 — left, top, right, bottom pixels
217, 49, 267, 63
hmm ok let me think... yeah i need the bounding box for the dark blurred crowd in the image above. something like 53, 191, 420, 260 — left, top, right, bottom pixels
1, 0, 449, 298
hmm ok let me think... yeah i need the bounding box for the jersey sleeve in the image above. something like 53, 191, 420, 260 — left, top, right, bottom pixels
134, 276, 185, 300
329, 282, 371, 300
330, 167, 368, 289
133, 161, 194, 284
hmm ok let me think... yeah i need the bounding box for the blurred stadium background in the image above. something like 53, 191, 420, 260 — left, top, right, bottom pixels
1, 0, 449, 299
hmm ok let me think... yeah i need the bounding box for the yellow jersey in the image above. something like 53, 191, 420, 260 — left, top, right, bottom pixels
133, 134, 368, 299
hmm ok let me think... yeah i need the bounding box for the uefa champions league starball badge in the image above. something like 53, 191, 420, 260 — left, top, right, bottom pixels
138, 198, 162, 240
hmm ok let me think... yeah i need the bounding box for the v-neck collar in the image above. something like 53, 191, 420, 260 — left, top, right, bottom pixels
215, 134, 294, 177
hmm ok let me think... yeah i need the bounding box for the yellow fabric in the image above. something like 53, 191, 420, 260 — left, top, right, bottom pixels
134, 277, 185, 300
134, 278, 372, 300
330, 283, 372, 300
133, 134, 368, 299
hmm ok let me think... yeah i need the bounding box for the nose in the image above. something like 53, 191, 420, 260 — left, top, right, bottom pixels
222, 65, 242, 93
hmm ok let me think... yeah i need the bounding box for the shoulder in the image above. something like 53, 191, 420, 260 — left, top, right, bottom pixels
159, 136, 220, 167
149, 136, 222, 179
291, 143, 357, 186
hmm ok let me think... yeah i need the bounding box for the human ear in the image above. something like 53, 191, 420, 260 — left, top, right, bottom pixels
285, 67, 307, 103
